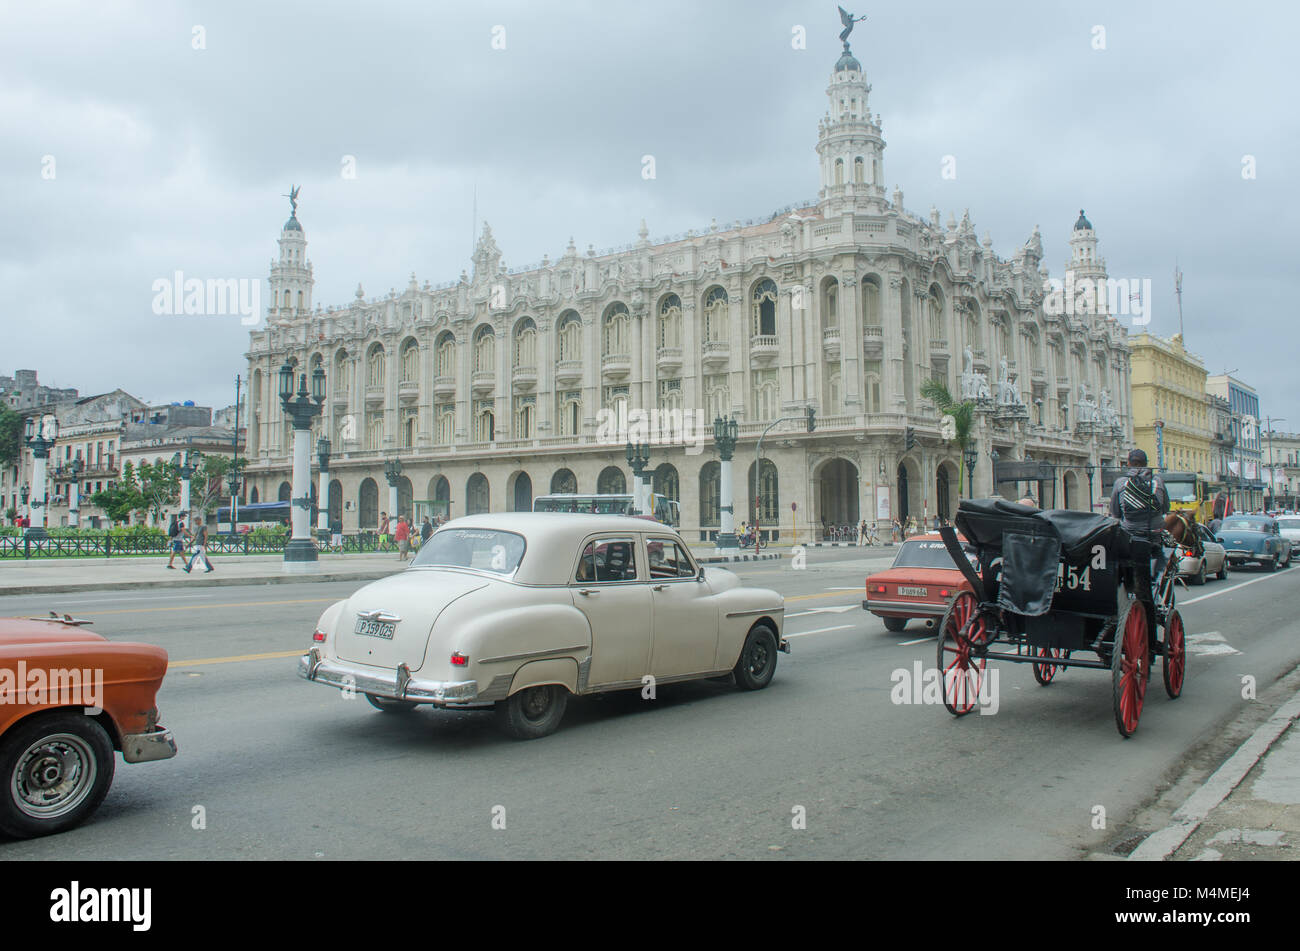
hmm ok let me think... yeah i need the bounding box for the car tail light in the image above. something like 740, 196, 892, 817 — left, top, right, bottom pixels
450, 652, 468, 666
939, 589, 950, 598
874, 584, 887, 593
312, 629, 326, 642
1182, 549, 1194, 558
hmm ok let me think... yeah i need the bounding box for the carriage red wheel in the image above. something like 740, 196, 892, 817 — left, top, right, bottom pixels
936, 592, 987, 716
1111, 597, 1150, 738
1163, 609, 1186, 699
1032, 647, 1066, 686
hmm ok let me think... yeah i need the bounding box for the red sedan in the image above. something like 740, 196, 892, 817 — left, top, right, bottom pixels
863, 533, 975, 633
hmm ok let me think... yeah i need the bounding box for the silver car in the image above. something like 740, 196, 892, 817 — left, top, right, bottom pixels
1179, 523, 1228, 584
1276, 516, 1300, 557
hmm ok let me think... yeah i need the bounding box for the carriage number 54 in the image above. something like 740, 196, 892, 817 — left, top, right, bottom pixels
1055, 564, 1091, 592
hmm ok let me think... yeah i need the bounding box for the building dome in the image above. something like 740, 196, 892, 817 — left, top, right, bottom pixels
1074, 209, 1092, 231
835, 46, 861, 72
283, 215, 302, 232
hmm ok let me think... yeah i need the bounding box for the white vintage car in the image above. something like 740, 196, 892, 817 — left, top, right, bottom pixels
298, 513, 788, 739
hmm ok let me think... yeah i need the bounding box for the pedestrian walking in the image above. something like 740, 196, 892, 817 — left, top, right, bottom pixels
394, 516, 411, 561
868, 522, 880, 545
378, 512, 390, 551
420, 516, 433, 544
166, 514, 184, 569
183, 518, 213, 573
330, 515, 343, 551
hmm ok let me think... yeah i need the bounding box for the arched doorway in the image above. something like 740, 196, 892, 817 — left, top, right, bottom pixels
551, 468, 577, 494
747, 459, 779, 526
510, 471, 533, 512
466, 473, 490, 514
897, 462, 910, 524
358, 478, 378, 528
278, 481, 291, 502
936, 462, 958, 522
433, 475, 450, 518
815, 458, 859, 536
1063, 469, 1080, 511
397, 476, 412, 520
597, 466, 626, 495
250, 486, 260, 504
328, 479, 342, 523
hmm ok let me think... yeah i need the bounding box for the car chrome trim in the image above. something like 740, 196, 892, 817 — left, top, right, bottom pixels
725, 606, 784, 619
477, 645, 588, 665
476, 674, 514, 702
298, 653, 479, 704
121, 727, 178, 764
356, 609, 401, 623
576, 655, 593, 692
865, 599, 947, 615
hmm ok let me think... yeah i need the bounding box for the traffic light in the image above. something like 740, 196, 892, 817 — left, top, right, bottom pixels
806, 406, 816, 433
905, 426, 916, 450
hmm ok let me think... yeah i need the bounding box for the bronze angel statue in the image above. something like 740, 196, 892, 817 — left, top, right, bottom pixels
838, 6, 866, 44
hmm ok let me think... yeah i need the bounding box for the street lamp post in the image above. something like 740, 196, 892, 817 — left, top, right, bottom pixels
20, 484, 30, 524
279, 361, 326, 572
625, 440, 651, 517
226, 468, 242, 534
23, 414, 57, 539
174, 450, 199, 523
317, 436, 332, 535
67, 457, 83, 528
1085, 463, 1096, 514
713, 415, 740, 550
384, 457, 403, 523
964, 443, 978, 500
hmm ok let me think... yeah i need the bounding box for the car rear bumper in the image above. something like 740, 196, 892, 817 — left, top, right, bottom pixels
863, 599, 946, 617
121, 726, 177, 764
298, 649, 480, 704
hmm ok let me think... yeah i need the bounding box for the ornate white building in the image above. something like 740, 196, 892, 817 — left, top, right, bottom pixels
244, 35, 1133, 539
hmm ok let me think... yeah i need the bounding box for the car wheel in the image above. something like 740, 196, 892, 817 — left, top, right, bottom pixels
495, 685, 568, 740
733, 623, 779, 691
364, 694, 418, 713
1267, 556, 1278, 572
0, 712, 115, 839
1215, 559, 1228, 581
882, 617, 908, 633
1193, 561, 1206, 585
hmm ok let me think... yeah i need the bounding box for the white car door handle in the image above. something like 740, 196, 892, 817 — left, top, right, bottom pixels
652, 584, 666, 591
578, 588, 597, 596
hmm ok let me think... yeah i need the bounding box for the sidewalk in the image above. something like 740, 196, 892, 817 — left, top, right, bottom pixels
1128, 681, 1300, 861
0, 544, 785, 595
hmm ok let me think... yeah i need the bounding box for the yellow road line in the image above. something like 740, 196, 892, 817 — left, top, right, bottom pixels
85, 597, 337, 616
170, 649, 306, 668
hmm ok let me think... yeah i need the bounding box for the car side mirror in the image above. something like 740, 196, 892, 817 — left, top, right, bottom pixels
697, 566, 706, 582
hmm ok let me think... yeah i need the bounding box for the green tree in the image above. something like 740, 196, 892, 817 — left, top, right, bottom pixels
0, 405, 22, 467
136, 460, 180, 522
89, 484, 143, 524
921, 378, 976, 496
192, 454, 246, 516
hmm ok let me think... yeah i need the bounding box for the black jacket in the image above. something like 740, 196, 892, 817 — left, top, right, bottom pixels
1109, 467, 1169, 536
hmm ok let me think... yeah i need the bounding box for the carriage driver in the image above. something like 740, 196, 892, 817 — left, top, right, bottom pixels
1109, 448, 1170, 599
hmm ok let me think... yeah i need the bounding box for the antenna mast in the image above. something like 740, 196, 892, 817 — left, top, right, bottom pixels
1174, 263, 1184, 338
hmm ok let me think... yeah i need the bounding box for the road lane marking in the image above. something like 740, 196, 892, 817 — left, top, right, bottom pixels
784, 591, 859, 603
3, 592, 221, 606
76, 597, 338, 616
170, 649, 306, 668
899, 636, 936, 646
786, 606, 856, 618
826, 586, 863, 590
785, 624, 855, 638
1180, 569, 1296, 606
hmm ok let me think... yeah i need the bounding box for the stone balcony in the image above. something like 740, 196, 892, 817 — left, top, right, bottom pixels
822, 327, 840, 360
511, 364, 538, 390
928, 337, 948, 356
601, 353, 631, 379
331, 387, 349, 404
432, 375, 456, 398
656, 347, 683, 375
398, 379, 419, 402
750, 334, 779, 364
863, 325, 884, 358
701, 340, 730, 370
364, 384, 384, 404
470, 370, 495, 395
554, 360, 583, 386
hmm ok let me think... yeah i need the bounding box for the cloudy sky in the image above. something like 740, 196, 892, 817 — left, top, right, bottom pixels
3, 1, 1295, 428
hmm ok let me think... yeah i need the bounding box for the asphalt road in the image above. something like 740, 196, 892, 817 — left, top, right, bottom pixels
2, 548, 1298, 860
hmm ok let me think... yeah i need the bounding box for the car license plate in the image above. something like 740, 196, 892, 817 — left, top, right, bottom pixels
354, 617, 395, 639
898, 586, 928, 597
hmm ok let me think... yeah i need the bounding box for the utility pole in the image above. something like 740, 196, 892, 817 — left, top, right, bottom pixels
232, 374, 242, 530
1174, 264, 1184, 339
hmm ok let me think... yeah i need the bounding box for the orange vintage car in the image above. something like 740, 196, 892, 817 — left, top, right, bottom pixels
0, 614, 176, 839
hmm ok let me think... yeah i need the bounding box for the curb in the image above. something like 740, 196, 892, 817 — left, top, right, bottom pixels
699, 552, 782, 564
0, 569, 399, 597
1127, 683, 1300, 861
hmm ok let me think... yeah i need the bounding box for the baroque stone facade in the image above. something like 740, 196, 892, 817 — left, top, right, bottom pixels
244, 38, 1134, 538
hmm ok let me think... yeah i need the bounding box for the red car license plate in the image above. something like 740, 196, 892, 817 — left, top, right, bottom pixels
898, 586, 928, 597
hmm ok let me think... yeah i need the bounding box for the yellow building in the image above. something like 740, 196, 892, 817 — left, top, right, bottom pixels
1129, 333, 1214, 478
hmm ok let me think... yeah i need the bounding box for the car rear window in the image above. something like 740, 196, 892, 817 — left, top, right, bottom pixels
411, 528, 526, 574
1276, 518, 1300, 530
892, 539, 976, 570
1221, 518, 1266, 532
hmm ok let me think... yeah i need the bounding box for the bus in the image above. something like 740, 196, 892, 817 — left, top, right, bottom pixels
1099, 468, 1210, 521
532, 493, 680, 526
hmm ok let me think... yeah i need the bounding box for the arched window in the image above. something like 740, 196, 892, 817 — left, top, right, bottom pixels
436, 405, 454, 444
828, 370, 842, 413
515, 401, 534, 439
366, 344, 385, 388
603, 303, 630, 356
928, 287, 945, 341
466, 473, 490, 515
514, 317, 536, 368
551, 468, 577, 494
854, 157, 865, 184
653, 463, 679, 505
752, 279, 777, 336
358, 478, 378, 528
435, 332, 455, 377
822, 277, 839, 332
597, 466, 626, 495
557, 311, 581, 362
558, 395, 581, 436
473, 326, 495, 374
699, 461, 720, 527
865, 373, 882, 413
862, 276, 881, 327
658, 295, 681, 348
703, 287, 728, 343
834, 158, 844, 185
333, 349, 350, 393
400, 339, 419, 383
474, 408, 495, 443
748, 458, 779, 523
297, 290, 304, 310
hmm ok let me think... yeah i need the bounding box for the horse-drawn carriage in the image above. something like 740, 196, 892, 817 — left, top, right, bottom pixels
934, 499, 1191, 737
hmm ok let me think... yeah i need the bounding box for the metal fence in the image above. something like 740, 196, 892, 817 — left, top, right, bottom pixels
0, 532, 386, 559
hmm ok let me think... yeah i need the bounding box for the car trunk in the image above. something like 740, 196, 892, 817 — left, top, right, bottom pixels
334, 571, 488, 671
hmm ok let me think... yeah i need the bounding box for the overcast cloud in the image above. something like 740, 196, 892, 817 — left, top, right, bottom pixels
2, 0, 1296, 425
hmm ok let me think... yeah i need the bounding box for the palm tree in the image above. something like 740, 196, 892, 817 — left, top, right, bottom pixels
921, 378, 975, 496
